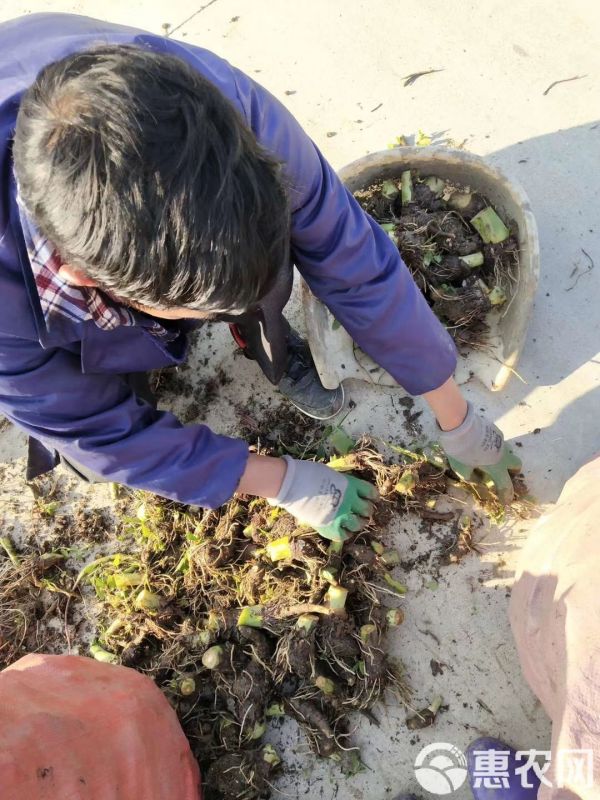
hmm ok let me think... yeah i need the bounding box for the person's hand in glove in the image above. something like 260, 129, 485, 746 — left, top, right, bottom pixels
236, 453, 378, 541
438, 402, 521, 502
423, 377, 521, 503
265, 455, 378, 542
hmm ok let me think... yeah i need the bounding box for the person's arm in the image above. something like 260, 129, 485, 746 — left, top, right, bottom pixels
0, 332, 249, 508
229, 70, 520, 500
423, 376, 469, 431
0, 333, 376, 535
231, 69, 456, 398
237, 453, 286, 496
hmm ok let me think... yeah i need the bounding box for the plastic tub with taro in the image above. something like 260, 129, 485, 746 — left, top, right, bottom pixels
303, 147, 539, 392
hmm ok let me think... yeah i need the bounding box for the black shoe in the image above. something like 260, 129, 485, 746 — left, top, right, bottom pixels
278, 330, 344, 420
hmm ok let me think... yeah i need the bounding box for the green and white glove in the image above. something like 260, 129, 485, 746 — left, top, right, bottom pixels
438, 402, 522, 503
268, 455, 379, 542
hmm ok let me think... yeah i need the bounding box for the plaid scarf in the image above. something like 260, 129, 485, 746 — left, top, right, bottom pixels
16, 196, 167, 335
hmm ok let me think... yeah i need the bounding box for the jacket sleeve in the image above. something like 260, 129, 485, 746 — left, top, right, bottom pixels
231, 71, 457, 396
0, 332, 249, 508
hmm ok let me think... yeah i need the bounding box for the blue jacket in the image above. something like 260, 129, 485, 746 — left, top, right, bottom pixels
0, 13, 456, 508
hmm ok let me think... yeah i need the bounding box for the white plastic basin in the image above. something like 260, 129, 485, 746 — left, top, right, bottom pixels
302, 146, 539, 391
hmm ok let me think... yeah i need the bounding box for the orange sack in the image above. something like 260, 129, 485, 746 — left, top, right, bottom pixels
0, 653, 202, 800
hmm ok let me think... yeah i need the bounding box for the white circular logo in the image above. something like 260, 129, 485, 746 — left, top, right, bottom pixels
414, 742, 468, 795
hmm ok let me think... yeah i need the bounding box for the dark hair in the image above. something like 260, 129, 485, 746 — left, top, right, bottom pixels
13, 45, 290, 313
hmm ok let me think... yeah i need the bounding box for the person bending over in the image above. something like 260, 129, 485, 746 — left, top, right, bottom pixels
0, 14, 519, 542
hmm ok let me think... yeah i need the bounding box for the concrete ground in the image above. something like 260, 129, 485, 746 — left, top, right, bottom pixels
1, 0, 599, 797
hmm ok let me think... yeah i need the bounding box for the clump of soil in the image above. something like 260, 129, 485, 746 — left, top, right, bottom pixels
69, 472, 414, 799
353, 172, 520, 350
